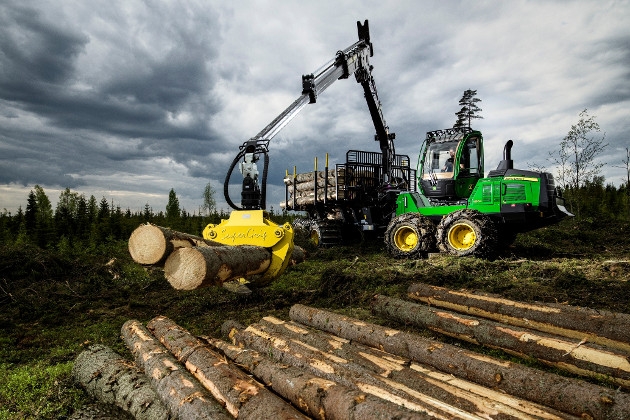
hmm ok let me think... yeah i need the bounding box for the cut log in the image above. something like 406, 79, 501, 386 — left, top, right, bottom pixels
128, 224, 222, 265
290, 186, 337, 199
289, 245, 307, 266
206, 335, 428, 420
292, 177, 337, 192
121, 320, 231, 420
164, 245, 271, 290
290, 304, 630, 420
372, 295, 630, 389
284, 168, 344, 185
230, 321, 513, 419
146, 315, 309, 420
72, 344, 169, 420
255, 316, 574, 420
407, 283, 630, 354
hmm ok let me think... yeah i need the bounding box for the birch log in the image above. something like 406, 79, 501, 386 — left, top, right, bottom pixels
230, 321, 511, 419
121, 320, 231, 420
128, 224, 222, 265
407, 283, 630, 354
255, 316, 574, 420
146, 315, 309, 420
206, 336, 425, 420
72, 344, 170, 420
289, 304, 630, 420
372, 294, 630, 389
164, 245, 271, 290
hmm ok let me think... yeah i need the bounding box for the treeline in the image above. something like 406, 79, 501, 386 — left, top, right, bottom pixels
0, 186, 294, 252
1, 180, 628, 252
562, 177, 629, 221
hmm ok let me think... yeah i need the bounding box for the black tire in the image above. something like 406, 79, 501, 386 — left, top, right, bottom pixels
385, 213, 436, 259
436, 209, 497, 258
310, 220, 343, 247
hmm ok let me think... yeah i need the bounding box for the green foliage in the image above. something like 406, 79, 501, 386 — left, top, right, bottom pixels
0, 362, 83, 419
202, 182, 217, 216
454, 89, 483, 129
550, 109, 607, 193
166, 188, 181, 220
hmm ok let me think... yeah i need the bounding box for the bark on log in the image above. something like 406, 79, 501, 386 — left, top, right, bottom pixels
372, 295, 630, 389
255, 316, 574, 420
121, 320, 231, 420
164, 245, 271, 290
72, 344, 170, 420
250, 317, 573, 420
290, 187, 338, 199
205, 335, 425, 420
128, 224, 222, 265
290, 304, 630, 420
291, 177, 338, 192
289, 245, 307, 266
407, 283, 630, 354
284, 168, 344, 185
231, 321, 518, 420
146, 315, 308, 420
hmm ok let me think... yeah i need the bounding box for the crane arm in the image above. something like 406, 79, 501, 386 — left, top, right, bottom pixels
225, 20, 381, 211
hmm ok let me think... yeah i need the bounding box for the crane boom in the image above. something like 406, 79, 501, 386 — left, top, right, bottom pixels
224, 19, 394, 211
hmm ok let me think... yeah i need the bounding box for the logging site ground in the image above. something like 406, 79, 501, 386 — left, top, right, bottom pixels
1, 217, 630, 419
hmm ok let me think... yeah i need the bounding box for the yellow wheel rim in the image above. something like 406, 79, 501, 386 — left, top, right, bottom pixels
448, 222, 476, 250
310, 230, 320, 246
393, 226, 418, 252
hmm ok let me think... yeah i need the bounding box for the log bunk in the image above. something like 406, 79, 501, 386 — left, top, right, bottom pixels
73, 282, 630, 419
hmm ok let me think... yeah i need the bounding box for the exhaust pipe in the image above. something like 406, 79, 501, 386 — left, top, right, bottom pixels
495, 140, 514, 171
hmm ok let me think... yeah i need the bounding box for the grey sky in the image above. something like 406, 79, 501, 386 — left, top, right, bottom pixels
1, 0, 629, 214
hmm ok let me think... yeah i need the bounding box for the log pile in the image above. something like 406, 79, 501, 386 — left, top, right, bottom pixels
74, 299, 630, 419
372, 293, 630, 389
282, 169, 343, 209
127, 224, 306, 291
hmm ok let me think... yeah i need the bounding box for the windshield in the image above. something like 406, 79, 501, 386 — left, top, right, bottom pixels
421, 140, 459, 178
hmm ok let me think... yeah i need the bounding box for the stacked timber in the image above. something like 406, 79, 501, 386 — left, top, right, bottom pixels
127, 224, 306, 291
282, 169, 343, 209
75, 304, 630, 419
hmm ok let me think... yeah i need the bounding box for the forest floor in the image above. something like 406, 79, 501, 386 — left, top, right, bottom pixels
1, 217, 629, 419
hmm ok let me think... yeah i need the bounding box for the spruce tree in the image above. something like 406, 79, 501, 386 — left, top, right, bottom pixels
454, 89, 483, 129
166, 189, 181, 220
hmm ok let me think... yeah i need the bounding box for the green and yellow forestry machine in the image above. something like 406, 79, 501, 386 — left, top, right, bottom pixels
384, 128, 573, 258
282, 21, 573, 258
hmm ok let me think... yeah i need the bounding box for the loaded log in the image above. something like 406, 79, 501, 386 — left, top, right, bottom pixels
72, 344, 169, 420
164, 245, 271, 290
128, 224, 222, 265
407, 283, 630, 353
290, 304, 630, 420
372, 295, 630, 389
121, 320, 231, 420
146, 315, 308, 420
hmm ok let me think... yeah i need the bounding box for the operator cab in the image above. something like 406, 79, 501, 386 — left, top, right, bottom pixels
418, 128, 483, 201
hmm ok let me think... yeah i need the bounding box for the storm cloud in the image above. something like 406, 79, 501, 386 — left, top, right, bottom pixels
0, 0, 628, 213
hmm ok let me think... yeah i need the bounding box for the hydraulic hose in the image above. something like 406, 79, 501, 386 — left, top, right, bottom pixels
224, 150, 246, 211
260, 152, 269, 210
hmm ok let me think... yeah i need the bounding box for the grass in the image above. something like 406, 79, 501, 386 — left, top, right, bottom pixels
0, 217, 629, 418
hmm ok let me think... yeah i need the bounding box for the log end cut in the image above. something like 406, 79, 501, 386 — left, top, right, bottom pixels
128, 224, 169, 265
164, 247, 207, 290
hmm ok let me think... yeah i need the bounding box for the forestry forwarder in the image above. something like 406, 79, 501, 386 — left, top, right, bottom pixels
383, 128, 573, 258
201, 20, 389, 283
278, 24, 573, 258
